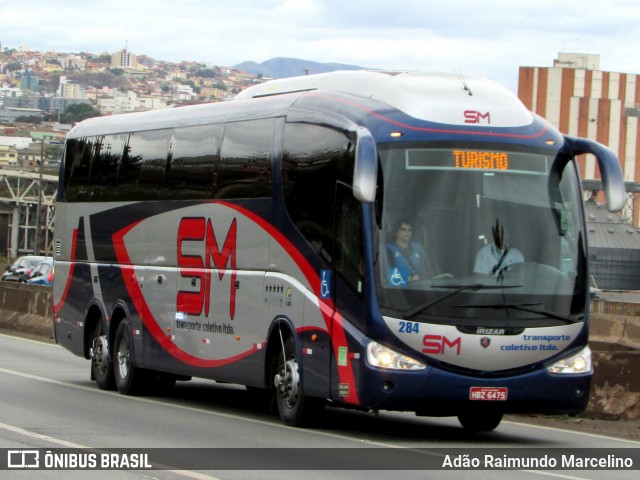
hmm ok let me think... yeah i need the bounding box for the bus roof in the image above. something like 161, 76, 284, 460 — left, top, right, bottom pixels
68, 70, 534, 139
237, 70, 533, 128
66, 91, 300, 139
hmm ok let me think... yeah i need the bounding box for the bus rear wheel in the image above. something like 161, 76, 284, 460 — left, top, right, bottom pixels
273, 336, 322, 426
113, 320, 145, 395
457, 411, 503, 432
90, 321, 115, 390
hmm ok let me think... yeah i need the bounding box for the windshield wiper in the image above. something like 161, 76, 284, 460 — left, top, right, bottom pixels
457, 303, 582, 324
403, 283, 521, 319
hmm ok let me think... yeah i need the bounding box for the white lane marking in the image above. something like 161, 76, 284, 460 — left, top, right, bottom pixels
504, 419, 640, 446
2, 362, 640, 450
3, 337, 639, 445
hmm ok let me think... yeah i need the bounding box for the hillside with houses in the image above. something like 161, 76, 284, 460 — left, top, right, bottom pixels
0, 45, 267, 170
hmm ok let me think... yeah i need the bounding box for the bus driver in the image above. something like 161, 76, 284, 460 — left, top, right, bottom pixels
474, 219, 524, 276
386, 219, 430, 287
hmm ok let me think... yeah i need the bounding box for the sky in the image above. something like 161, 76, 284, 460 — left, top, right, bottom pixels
2, 0, 640, 92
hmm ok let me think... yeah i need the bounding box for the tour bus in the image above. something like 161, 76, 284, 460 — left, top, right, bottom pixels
52, 70, 625, 431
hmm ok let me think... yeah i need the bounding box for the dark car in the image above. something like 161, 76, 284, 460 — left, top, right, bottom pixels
23, 258, 54, 286
2, 255, 48, 282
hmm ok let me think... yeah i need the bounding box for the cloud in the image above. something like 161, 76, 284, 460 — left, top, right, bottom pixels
1, 0, 639, 92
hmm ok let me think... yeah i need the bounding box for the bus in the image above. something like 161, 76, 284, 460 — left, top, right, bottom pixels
52, 70, 625, 431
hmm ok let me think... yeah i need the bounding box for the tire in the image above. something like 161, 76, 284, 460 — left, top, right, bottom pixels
90, 320, 115, 390
273, 336, 322, 426
458, 411, 503, 432
113, 320, 145, 395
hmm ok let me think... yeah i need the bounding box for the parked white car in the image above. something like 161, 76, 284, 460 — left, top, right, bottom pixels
2, 255, 48, 282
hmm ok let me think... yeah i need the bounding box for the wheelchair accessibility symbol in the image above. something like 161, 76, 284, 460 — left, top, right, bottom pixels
320, 269, 331, 299
390, 267, 405, 286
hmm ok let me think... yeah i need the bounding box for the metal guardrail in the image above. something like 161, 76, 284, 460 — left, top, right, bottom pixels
0, 170, 58, 257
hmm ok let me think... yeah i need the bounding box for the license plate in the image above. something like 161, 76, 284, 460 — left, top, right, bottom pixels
469, 387, 508, 401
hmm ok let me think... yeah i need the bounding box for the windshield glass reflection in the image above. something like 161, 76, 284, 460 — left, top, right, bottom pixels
374, 144, 587, 325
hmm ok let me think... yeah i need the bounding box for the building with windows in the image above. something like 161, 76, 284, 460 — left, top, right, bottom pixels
518, 53, 640, 225
111, 49, 137, 69
519, 53, 640, 289
97, 90, 168, 114
0, 145, 18, 166
20, 70, 39, 92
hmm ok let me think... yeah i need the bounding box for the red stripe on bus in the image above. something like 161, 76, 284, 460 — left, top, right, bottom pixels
330, 312, 361, 405
111, 201, 360, 404
53, 227, 79, 313
308, 92, 549, 139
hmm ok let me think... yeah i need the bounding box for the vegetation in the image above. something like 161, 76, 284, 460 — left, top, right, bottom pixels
60, 104, 102, 123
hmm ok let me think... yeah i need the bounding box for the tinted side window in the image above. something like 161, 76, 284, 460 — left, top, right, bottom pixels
119, 130, 171, 200
168, 124, 222, 199
93, 134, 127, 201
219, 119, 274, 199
282, 123, 354, 263
63, 138, 92, 201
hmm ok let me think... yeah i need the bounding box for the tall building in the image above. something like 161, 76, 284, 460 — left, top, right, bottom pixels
111, 48, 137, 69
518, 53, 640, 224
21, 70, 39, 92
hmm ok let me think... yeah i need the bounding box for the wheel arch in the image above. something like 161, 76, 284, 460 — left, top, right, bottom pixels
265, 316, 298, 384
108, 302, 132, 356
83, 302, 107, 359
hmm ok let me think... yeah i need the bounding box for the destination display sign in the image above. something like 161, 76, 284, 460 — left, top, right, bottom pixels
406, 149, 549, 174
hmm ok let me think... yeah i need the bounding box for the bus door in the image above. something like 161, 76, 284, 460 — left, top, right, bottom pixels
329, 181, 365, 404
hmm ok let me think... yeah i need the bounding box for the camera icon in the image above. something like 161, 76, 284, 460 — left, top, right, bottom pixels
7, 450, 40, 469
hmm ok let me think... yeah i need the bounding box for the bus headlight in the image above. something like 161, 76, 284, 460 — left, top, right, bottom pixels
366, 342, 426, 370
547, 346, 593, 374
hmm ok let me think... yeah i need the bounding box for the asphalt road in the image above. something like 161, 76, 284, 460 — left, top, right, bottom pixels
0, 333, 638, 480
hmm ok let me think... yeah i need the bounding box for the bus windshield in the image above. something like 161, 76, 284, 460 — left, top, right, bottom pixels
374, 143, 588, 326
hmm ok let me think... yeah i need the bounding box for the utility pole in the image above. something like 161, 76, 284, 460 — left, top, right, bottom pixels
34, 141, 44, 255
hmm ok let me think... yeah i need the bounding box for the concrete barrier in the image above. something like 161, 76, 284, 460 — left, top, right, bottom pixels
0, 282, 53, 339
589, 299, 640, 419
0, 283, 638, 418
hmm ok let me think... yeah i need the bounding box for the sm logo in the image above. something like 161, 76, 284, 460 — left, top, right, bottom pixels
177, 217, 237, 319
464, 110, 491, 124
422, 334, 462, 355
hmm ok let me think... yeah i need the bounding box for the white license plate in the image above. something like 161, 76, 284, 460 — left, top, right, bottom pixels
469, 387, 508, 401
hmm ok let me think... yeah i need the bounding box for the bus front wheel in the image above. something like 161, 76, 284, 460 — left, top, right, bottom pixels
273, 336, 322, 426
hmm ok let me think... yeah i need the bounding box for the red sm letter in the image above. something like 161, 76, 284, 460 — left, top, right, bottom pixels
204, 218, 237, 319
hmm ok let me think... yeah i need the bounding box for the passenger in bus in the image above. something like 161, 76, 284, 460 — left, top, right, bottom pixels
473, 219, 524, 276
386, 219, 430, 287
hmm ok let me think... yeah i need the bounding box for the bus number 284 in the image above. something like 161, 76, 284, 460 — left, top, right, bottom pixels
399, 321, 420, 334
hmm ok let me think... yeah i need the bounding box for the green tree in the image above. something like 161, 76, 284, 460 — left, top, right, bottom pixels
14, 116, 41, 124
60, 104, 101, 124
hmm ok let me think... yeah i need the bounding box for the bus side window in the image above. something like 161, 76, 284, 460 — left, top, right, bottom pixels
282, 123, 353, 264
63, 138, 90, 201
219, 119, 274, 199
169, 124, 222, 199
119, 130, 171, 201
93, 134, 126, 201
